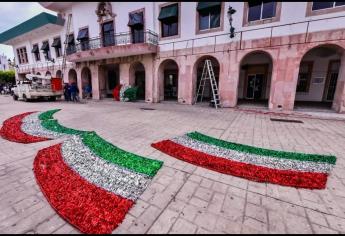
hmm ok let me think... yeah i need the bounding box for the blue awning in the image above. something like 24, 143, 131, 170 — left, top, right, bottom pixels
77, 28, 89, 41
128, 12, 144, 27
31, 44, 39, 53
197, 2, 221, 11
40, 41, 49, 51
158, 4, 178, 21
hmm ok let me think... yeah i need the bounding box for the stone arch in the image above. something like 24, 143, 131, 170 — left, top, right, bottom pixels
192, 55, 221, 103
68, 68, 78, 84
36, 72, 41, 75
81, 67, 92, 98
129, 61, 146, 100
157, 59, 179, 101
237, 50, 274, 107
293, 43, 344, 111
56, 70, 62, 78
45, 71, 51, 76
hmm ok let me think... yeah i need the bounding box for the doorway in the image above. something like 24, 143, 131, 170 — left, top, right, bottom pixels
237, 51, 272, 108
324, 60, 340, 102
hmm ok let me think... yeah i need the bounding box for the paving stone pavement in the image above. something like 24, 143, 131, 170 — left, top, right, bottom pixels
1, 95, 345, 234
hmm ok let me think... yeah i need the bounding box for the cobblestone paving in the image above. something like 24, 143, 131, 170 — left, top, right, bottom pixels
1, 95, 345, 234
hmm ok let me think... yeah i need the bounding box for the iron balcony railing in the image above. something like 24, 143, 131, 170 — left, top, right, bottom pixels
16, 61, 74, 74
158, 14, 345, 58
67, 29, 158, 55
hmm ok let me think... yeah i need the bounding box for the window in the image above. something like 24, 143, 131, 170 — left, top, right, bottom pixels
16, 47, 28, 64
128, 11, 144, 44
197, 2, 221, 30
102, 21, 115, 46
162, 20, 178, 38
41, 41, 51, 60
77, 28, 89, 51
52, 37, 62, 57
31, 44, 40, 61
248, 1, 276, 22
66, 34, 76, 55
312, 2, 345, 11
158, 3, 179, 38
296, 62, 313, 93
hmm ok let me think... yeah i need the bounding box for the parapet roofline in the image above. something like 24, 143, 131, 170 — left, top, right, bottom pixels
0, 12, 64, 44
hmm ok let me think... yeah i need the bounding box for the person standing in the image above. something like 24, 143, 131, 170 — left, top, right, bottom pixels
63, 83, 71, 101
70, 82, 78, 102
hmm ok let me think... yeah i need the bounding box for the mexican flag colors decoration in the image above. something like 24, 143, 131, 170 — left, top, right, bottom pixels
152, 131, 336, 189
0, 109, 163, 234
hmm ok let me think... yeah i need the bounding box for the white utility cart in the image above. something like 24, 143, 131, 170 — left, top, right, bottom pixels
12, 74, 63, 102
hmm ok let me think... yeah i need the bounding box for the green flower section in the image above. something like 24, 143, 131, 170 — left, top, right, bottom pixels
187, 132, 336, 164
38, 109, 61, 120
81, 132, 163, 177
41, 119, 90, 136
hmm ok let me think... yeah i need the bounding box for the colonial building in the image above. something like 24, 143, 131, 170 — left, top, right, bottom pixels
0, 2, 345, 112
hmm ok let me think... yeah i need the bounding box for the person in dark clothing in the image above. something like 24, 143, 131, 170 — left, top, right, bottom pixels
63, 83, 71, 101
70, 82, 79, 102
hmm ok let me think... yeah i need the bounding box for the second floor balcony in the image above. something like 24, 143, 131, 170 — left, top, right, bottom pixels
66, 29, 158, 62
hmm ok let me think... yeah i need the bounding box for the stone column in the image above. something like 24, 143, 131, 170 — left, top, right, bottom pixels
177, 56, 193, 105
143, 55, 154, 103
90, 64, 101, 100
119, 63, 130, 86
219, 51, 238, 108
152, 59, 161, 103
332, 54, 345, 113
268, 47, 300, 112
76, 68, 82, 98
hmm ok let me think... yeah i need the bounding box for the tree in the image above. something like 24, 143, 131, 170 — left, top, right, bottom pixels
0, 70, 15, 84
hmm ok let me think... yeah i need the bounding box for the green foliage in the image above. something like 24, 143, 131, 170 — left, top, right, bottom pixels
0, 70, 15, 83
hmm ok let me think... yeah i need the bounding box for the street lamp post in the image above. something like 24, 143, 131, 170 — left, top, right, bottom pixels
227, 6, 236, 38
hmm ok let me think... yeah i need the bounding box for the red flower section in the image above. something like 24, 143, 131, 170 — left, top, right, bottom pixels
33, 144, 134, 234
113, 85, 122, 101
0, 112, 49, 143
152, 140, 328, 189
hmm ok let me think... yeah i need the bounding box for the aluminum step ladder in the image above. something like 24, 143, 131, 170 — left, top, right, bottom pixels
61, 14, 72, 81
194, 59, 221, 109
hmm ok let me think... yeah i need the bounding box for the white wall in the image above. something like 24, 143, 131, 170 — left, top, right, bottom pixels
9, 2, 345, 67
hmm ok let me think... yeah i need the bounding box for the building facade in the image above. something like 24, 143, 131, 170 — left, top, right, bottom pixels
0, 2, 345, 112
0, 53, 9, 71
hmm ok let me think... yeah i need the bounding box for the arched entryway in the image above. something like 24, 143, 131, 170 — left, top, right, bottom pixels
45, 71, 51, 76
294, 44, 344, 111
56, 70, 62, 78
158, 59, 179, 101
81, 67, 92, 99
129, 62, 146, 100
68, 69, 78, 84
237, 51, 273, 108
192, 56, 220, 104
36, 72, 41, 75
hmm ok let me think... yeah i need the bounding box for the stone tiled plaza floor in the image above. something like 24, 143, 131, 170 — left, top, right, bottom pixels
1, 95, 345, 234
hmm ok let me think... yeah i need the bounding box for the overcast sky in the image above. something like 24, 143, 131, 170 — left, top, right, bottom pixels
0, 2, 56, 61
